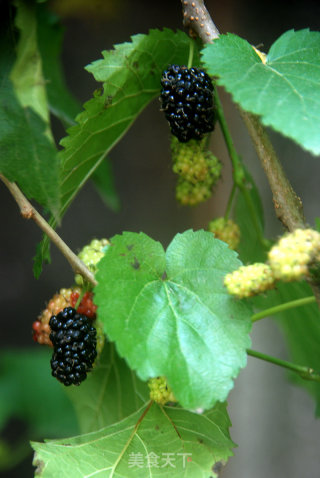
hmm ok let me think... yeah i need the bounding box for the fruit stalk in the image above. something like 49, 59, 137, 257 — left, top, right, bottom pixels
0, 174, 97, 287
247, 348, 320, 383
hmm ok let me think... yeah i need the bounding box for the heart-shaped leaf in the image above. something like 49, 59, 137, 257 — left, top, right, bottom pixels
32, 401, 234, 478
202, 29, 320, 155
94, 230, 252, 410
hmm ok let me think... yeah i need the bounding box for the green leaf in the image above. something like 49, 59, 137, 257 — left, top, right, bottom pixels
36, 5, 80, 125
66, 342, 149, 433
32, 401, 234, 477
33, 234, 52, 278
34, 28, 197, 275
0, 83, 60, 217
91, 158, 120, 212
0, 7, 60, 217
94, 230, 252, 410
0, 349, 78, 438
235, 168, 268, 263
202, 29, 320, 155
58, 28, 197, 219
10, 0, 50, 124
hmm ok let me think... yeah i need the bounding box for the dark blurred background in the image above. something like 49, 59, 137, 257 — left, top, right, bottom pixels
1, 0, 320, 476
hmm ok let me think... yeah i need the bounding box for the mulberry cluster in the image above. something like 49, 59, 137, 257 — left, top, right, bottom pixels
224, 228, 320, 300
75, 238, 110, 286
224, 263, 275, 299
49, 307, 97, 386
148, 377, 176, 405
160, 65, 215, 143
268, 228, 320, 281
171, 136, 221, 206
32, 288, 97, 346
208, 217, 240, 250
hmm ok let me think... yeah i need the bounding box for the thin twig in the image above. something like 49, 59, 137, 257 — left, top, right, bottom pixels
251, 296, 316, 323
247, 349, 320, 383
181, 0, 219, 43
0, 174, 97, 287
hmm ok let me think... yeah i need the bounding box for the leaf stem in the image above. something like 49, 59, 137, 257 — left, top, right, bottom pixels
247, 348, 320, 383
0, 174, 97, 287
187, 38, 195, 68
74, 285, 89, 310
213, 85, 243, 178
224, 183, 237, 220
214, 85, 267, 247
251, 296, 316, 323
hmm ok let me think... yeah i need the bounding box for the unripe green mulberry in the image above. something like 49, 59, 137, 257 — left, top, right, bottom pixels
208, 217, 240, 250
171, 137, 221, 184
171, 136, 222, 206
268, 228, 320, 281
148, 377, 177, 405
224, 263, 275, 298
176, 178, 213, 206
75, 238, 110, 286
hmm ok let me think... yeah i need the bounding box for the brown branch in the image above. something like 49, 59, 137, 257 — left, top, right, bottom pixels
240, 112, 305, 231
0, 175, 97, 287
181, 0, 219, 43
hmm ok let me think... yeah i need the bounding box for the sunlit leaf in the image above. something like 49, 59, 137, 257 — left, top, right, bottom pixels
202, 29, 320, 155
32, 401, 234, 477
95, 230, 252, 410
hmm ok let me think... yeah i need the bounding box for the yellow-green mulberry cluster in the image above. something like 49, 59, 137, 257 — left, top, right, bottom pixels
208, 217, 240, 250
148, 376, 177, 405
75, 238, 110, 286
224, 228, 320, 299
176, 179, 213, 206
171, 136, 221, 206
224, 263, 275, 299
268, 228, 320, 281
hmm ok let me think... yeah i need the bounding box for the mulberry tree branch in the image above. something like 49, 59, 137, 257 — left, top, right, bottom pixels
0, 174, 97, 287
240, 112, 305, 231
181, 0, 219, 42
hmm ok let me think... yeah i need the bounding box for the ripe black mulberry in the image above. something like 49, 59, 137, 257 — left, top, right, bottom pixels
49, 307, 97, 386
160, 65, 215, 142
